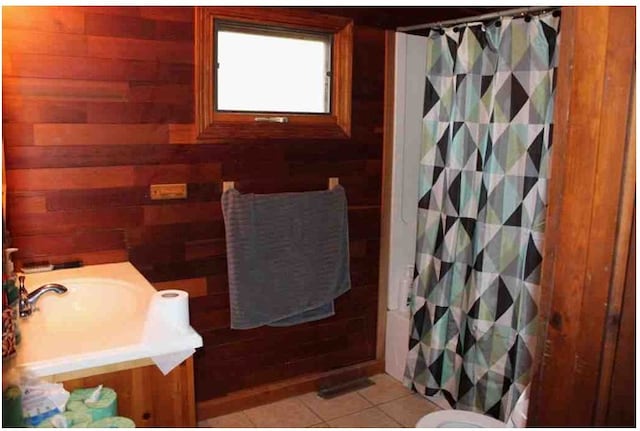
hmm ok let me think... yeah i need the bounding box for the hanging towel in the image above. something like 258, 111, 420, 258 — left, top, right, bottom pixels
221, 185, 351, 329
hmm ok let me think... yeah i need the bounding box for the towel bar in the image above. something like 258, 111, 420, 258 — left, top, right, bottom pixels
222, 178, 339, 192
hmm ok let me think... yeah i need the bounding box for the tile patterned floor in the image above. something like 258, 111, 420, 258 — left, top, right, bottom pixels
198, 373, 441, 428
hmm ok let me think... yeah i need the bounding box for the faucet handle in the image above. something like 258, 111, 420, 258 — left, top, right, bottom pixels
18, 276, 27, 295
17, 276, 31, 318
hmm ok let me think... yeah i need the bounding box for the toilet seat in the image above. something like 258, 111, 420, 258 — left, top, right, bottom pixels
416, 410, 506, 428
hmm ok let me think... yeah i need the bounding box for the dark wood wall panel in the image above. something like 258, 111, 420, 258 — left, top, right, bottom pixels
2, 6, 385, 404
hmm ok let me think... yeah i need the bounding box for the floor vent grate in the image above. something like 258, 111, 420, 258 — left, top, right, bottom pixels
317, 377, 375, 399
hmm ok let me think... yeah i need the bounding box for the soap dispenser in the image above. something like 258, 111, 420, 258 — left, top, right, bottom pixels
2, 248, 20, 345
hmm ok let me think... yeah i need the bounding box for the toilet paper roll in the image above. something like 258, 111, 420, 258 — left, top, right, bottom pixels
88, 416, 135, 428
144, 290, 190, 337
142, 289, 195, 375
67, 387, 117, 421
36, 411, 92, 428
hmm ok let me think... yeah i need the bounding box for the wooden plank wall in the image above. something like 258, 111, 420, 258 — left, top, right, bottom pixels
2, 6, 385, 403
528, 6, 636, 426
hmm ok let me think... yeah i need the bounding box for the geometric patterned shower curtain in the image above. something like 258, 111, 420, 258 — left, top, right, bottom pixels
404, 12, 561, 421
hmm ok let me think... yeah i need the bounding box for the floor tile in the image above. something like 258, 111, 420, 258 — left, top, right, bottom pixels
204, 411, 255, 428
378, 393, 441, 427
327, 407, 401, 428
358, 373, 413, 405
244, 397, 323, 428
298, 391, 372, 421
309, 422, 329, 427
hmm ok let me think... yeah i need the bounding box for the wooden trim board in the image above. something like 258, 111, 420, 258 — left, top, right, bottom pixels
528, 6, 636, 426
42, 357, 154, 382
593, 76, 636, 426
376, 29, 395, 362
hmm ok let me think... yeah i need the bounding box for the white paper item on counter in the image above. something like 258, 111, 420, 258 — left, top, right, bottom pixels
143, 289, 195, 374
151, 349, 195, 375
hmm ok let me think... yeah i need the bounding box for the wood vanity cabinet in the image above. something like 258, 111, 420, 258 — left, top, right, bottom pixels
55, 358, 196, 427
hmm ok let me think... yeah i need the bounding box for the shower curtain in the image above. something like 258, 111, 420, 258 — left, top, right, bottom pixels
404, 13, 560, 421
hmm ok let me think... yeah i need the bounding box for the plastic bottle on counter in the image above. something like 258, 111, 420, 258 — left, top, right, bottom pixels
2, 248, 20, 346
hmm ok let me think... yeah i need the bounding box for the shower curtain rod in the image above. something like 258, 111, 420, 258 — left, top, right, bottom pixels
396, 6, 559, 33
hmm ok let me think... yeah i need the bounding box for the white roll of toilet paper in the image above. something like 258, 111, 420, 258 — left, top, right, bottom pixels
143, 289, 195, 375
144, 289, 190, 335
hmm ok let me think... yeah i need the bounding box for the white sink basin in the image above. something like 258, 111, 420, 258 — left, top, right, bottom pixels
14, 262, 203, 378
34, 277, 147, 328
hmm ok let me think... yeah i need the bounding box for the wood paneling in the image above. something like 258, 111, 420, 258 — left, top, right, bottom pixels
41, 249, 129, 266
86, 102, 192, 124
605, 215, 635, 426
87, 35, 193, 64
596, 88, 636, 426
153, 277, 209, 298
3, 100, 88, 123
529, 6, 636, 427
3, 77, 130, 102
59, 358, 196, 427
11, 230, 125, 260
4, 54, 159, 81
6, 166, 135, 190
9, 207, 143, 235
304, 6, 509, 29
138, 7, 193, 23
6, 193, 47, 214
2, 7, 85, 34
33, 124, 169, 146
84, 13, 156, 40
142, 202, 222, 225
2, 6, 385, 412
2, 29, 88, 56
2, 123, 34, 146
129, 84, 193, 104
133, 163, 221, 184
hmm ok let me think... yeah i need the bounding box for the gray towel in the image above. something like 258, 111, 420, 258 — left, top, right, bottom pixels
221, 185, 351, 329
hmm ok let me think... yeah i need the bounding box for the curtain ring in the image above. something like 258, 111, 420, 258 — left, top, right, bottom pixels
494, 20, 502, 28
524, 15, 532, 23
438, 28, 445, 35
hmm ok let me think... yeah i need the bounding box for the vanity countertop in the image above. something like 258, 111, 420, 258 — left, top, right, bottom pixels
13, 262, 203, 379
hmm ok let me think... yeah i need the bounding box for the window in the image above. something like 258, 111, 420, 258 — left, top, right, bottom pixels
195, 7, 353, 140
216, 22, 332, 114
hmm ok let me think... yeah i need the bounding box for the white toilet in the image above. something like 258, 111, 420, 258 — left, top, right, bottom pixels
416, 410, 506, 428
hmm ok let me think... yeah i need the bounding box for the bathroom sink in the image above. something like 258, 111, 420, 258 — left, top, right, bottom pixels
14, 262, 202, 378
30, 277, 148, 328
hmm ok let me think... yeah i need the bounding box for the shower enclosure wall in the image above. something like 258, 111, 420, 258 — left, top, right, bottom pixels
384, 32, 425, 385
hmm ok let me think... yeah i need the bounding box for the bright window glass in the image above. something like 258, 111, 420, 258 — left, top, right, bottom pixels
216, 23, 331, 114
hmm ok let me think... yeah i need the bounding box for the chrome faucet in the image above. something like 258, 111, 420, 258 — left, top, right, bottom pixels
18, 275, 68, 318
